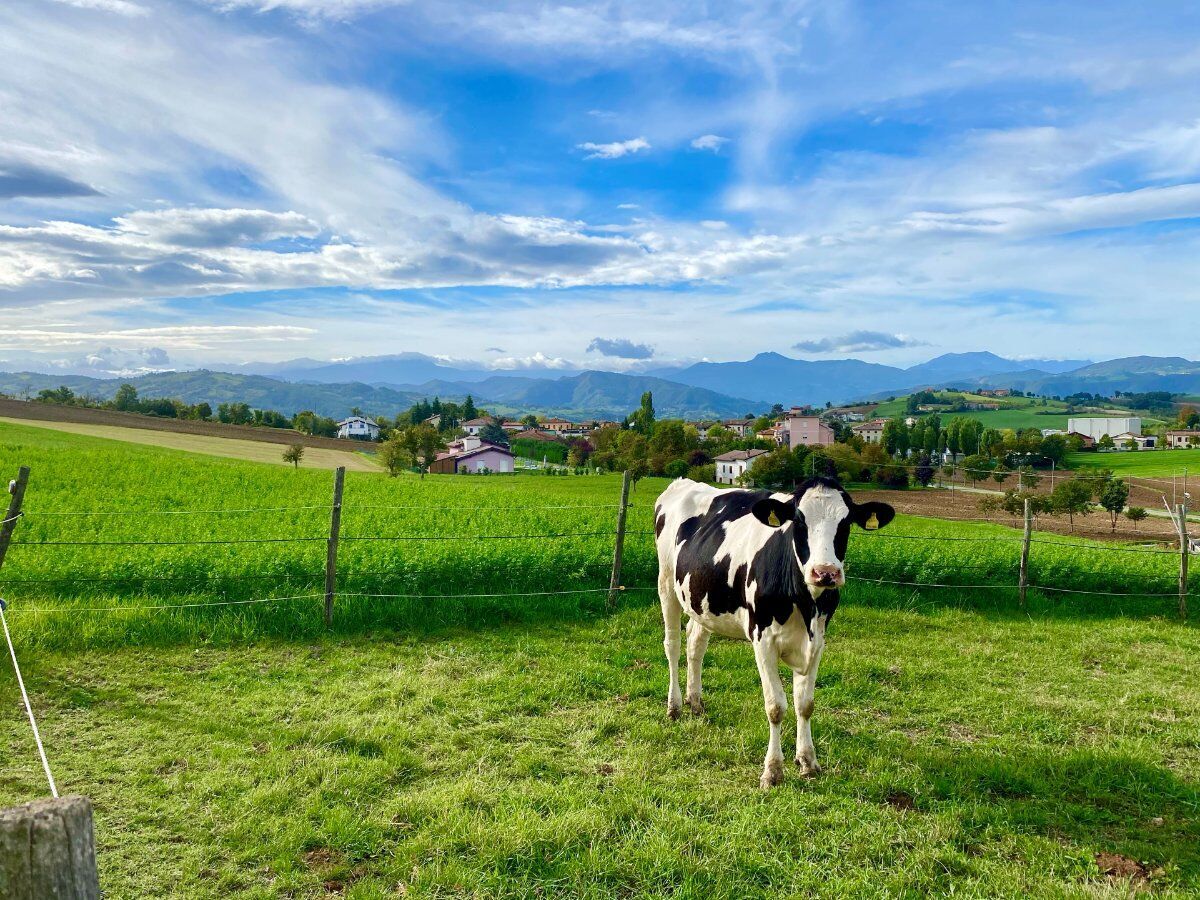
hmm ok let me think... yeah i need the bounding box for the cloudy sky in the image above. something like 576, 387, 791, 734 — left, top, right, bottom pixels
2, 0, 1200, 375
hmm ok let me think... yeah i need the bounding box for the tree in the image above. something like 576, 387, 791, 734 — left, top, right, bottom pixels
914, 453, 934, 487
281, 443, 305, 469
881, 418, 908, 456
629, 391, 656, 434
478, 420, 510, 446
521, 414, 539, 429
377, 433, 411, 476
977, 495, 1001, 519
399, 424, 446, 477
1125, 507, 1148, 532
461, 394, 478, 421
1097, 434, 1115, 451
1040, 433, 1066, 466
194, 401, 213, 421
113, 383, 139, 411
1098, 477, 1130, 532
1050, 478, 1094, 528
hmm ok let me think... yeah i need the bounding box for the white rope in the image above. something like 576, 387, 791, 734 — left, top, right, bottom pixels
335, 587, 620, 600
0, 511, 22, 526
0, 599, 58, 797
28, 504, 327, 517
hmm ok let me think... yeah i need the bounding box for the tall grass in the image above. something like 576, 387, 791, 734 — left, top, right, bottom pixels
0, 421, 1191, 649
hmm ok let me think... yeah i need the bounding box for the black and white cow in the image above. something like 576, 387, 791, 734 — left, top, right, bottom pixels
654, 475, 895, 788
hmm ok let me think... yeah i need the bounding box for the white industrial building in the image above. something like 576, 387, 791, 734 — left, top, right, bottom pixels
1066, 417, 1141, 441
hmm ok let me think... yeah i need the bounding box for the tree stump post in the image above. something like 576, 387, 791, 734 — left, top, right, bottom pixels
0, 796, 99, 899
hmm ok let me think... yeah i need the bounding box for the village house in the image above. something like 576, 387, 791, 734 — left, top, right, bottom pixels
978, 388, 1011, 398
783, 413, 834, 447
829, 410, 866, 422
755, 427, 778, 443
541, 417, 585, 436
1111, 432, 1157, 450
1067, 431, 1096, 449
722, 419, 754, 438
714, 448, 768, 484
500, 420, 525, 432
852, 419, 887, 444
1164, 430, 1200, 449
461, 417, 492, 436
429, 436, 515, 474
336, 415, 380, 441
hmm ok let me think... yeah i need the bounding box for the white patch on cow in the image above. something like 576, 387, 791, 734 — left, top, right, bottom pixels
796, 485, 850, 589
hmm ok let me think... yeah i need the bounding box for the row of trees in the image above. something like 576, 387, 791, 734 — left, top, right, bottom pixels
980, 474, 1141, 532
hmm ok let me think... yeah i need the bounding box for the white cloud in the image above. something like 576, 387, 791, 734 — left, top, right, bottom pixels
576, 137, 650, 160
690, 134, 729, 152
488, 351, 574, 370
50, 0, 146, 16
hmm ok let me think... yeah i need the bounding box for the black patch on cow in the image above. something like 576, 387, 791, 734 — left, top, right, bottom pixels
670, 488, 834, 638
654, 511, 666, 537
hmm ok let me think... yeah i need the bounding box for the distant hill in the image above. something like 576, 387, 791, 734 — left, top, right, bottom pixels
650, 351, 1092, 405
0, 370, 427, 420
0, 368, 760, 420
943, 357, 1200, 396
237, 352, 582, 385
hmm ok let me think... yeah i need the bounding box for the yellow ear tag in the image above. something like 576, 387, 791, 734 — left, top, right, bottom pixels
767, 510, 782, 527
864, 512, 880, 530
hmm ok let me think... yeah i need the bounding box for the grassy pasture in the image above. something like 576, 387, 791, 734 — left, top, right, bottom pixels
870, 395, 1169, 433
0, 419, 1193, 651
2, 603, 1199, 898
1066, 448, 1200, 478
2, 421, 1200, 896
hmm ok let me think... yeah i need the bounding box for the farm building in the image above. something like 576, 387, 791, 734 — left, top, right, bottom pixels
784, 414, 834, 447
1110, 432, 1157, 450
715, 448, 768, 484
1067, 431, 1096, 448
336, 415, 380, 441
429, 436, 515, 474
852, 419, 887, 444
1067, 417, 1141, 441
1165, 429, 1200, 448
541, 417, 585, 436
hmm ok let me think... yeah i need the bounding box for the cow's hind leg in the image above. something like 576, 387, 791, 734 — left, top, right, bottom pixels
684, 619, 710, 715
660, 569, 683, 720
752, 637, 787, 788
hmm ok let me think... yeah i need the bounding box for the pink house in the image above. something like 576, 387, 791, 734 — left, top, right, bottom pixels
429, 437, 515, 474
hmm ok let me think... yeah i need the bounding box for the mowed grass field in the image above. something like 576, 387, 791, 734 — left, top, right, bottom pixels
0, 416, 382, 471
1, 421, 1199, 897
1067, 448, 1200, 478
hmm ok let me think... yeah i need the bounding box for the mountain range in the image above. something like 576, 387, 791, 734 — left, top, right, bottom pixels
2, 351, 1198, 421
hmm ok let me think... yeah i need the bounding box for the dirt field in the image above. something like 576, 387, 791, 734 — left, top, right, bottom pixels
0, 417, 382, 472
0, 397, 370, 452
853, 483, 1186, 543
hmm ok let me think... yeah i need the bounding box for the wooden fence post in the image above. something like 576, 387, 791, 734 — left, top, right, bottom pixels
324, 466, 345, 628
1178, 503, 1189, 621
1019, 497, 1032, 608
0, 796, 99, 899
0, 466, 30, 572
607, 470, 631, 608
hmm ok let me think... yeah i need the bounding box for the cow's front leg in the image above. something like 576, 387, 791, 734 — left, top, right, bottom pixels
793, 616, 826, 776
660, 571, 683, 720
752, 636, 787, 788
684, 619, 710, 715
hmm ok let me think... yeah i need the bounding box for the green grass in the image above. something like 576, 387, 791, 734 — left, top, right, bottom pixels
1067, 449, 1200, 478
870, 395, 1169, 433
3, 603, 1199, 898
0, 419, 1193, 651
3, 420, 1200, 897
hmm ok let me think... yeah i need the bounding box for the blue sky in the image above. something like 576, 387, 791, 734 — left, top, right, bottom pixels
1, 0, 1199, 376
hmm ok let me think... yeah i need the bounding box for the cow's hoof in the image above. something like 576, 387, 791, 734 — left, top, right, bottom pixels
759, 759, 785, 789
667, 701, 682, 721
795, 757, 822, 778
686, 696, 705, 716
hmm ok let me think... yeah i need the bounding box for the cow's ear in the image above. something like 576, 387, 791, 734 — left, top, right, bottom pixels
751, 498, 795, 528
850, 500, 895, 531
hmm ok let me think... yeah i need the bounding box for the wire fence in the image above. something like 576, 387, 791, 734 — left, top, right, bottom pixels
0, 465, 1192, 625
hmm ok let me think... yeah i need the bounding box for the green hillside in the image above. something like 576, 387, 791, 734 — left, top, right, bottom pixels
1066, 448, 1200, 477
868, 392, 1166, 432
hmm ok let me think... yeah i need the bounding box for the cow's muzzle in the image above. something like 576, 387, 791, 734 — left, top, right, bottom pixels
807, 565, 844, 588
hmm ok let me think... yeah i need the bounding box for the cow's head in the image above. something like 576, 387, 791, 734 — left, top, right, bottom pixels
750, 475, 894, 591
